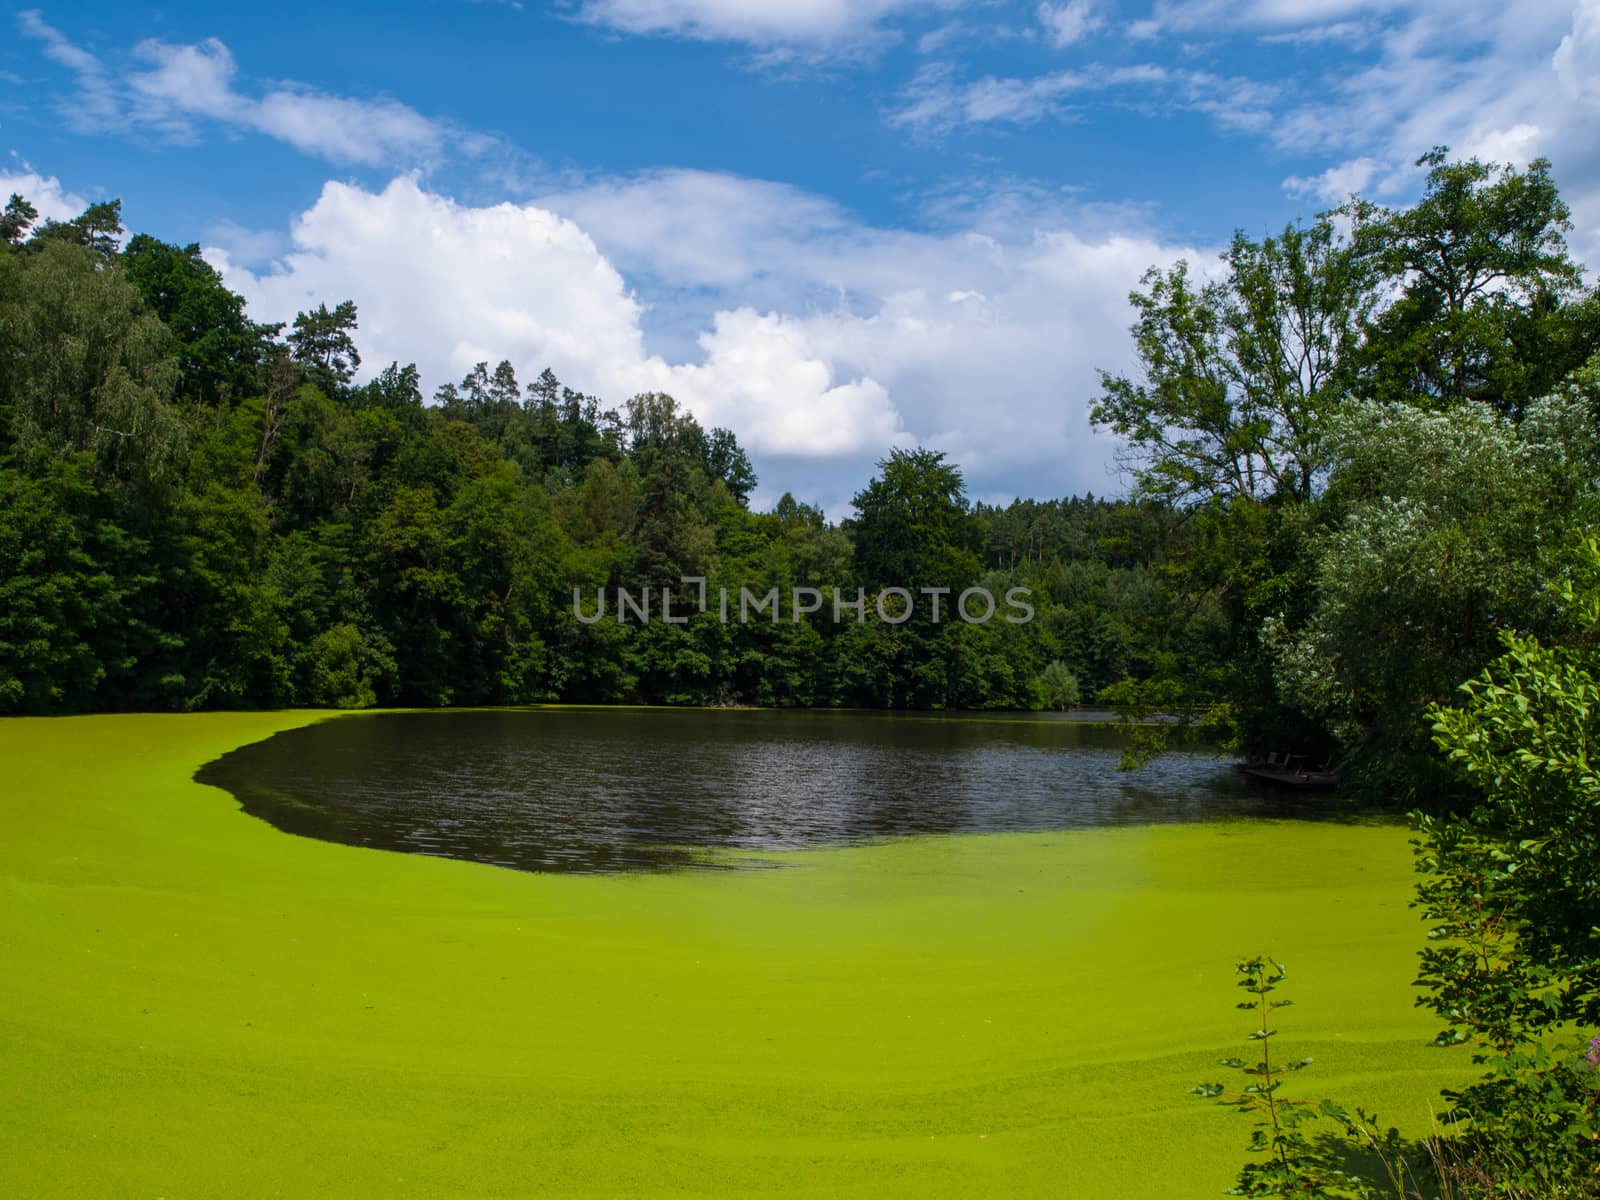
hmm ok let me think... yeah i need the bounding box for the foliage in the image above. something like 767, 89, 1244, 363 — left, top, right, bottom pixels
1409, 536, 1600, 1196
1264, 389, 1600, 797
288, 300, 361, 393
1, 193, 38, 244
1090, 148, 1600, 786
308, 623, 394, 709
847, 446, 981, 590
0, 192, 1220, 721
121, 234, 276, 409
1205, 544, 1600, 1200
0, 238, 185, 493
0, 453, 143, 710
1092, 217, 1373, 507
1342, 150, 1600, 416
1036, 659, 1080, 710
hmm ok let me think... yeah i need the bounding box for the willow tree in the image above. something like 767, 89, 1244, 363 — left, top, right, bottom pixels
1269, 364, 1600, 799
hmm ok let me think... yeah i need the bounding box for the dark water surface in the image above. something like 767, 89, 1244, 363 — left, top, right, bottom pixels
198, 708, 1338, 873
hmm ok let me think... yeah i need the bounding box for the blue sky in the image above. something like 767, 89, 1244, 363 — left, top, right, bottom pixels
4, 0, 1598, 512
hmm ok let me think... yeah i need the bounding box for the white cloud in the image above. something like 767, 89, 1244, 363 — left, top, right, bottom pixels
654, 309, 904, 456
18, 13, 456, 168
17, 8, 98, 75
892, 65, 1089, 130
891, 64, 1083, 131
540, 168, 856, 295
210, 173, 1192, 510
17, 8, 120, 128
209, 176, 910, 470
1258, 20, 1372, 46
1144, 0, 1405, 34
1554, 0, 1600, 107
889, 60, 1275, 136
0, 166, 88, 225
250, 91, 450, 166
127, 37, 239, 119
1039, 0, 1100, 46
572, 0, 939, 50
1283, 156, 1378, 204
1262, 1, 1600, 267
210, 177, 648, 399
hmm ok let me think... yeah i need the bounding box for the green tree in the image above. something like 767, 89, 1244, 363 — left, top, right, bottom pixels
1036, 659, 1081, 710
0, 194, 38, 245
1414, 536, 1600, 1192
308, 624, 394, 709
0, 239, 185, 494
1269, 371, 1600, 798
288, 300, 361, 393
121, 235, 273, 409
1344, 149, 1600, 416
849, 447, 981, 591
29, 199, 124, 261
0, 456, 124, 710
1092, 217, 1374, 506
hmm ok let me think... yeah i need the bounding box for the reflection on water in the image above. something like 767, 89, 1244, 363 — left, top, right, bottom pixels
197, 708, 1341, 873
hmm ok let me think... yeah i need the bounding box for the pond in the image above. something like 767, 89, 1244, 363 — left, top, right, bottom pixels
198, 708, 1344, 873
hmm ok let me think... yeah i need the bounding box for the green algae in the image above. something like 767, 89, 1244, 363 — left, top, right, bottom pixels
0, 712, 1467, 1198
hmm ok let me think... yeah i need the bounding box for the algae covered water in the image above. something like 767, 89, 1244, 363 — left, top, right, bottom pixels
198, 708, 1345, 872
5, 714, 1454, 1199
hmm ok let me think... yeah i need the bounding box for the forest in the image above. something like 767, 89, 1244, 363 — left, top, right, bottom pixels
0, 193, 1227, 717
2, 149, 1599, 809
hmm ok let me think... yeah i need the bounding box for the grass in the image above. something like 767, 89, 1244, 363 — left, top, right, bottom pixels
0, 711, 1466, 1198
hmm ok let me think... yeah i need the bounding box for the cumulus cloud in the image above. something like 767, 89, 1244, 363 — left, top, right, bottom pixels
540, 169, 858, 296
18, 12, 458, 168
655, 309, 904, 456
1554, 0, 1600, 108
209, 177, 910, 472
210, 173, 1190, 510
1283, 156, 1379, 204
0, 166, 89, 225
556, 171, 1194, 506
210, 177, 649, 399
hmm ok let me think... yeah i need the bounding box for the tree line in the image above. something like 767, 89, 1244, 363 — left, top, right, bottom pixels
0, 193, 1218, 717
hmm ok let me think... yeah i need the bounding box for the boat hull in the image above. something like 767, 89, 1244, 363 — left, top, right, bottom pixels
1234, 763, 1339, 791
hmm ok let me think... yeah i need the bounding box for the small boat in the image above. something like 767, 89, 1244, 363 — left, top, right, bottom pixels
1234, 753, 1339, 791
